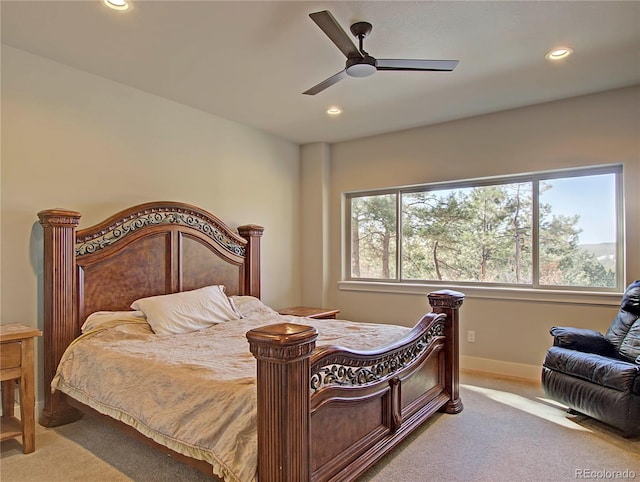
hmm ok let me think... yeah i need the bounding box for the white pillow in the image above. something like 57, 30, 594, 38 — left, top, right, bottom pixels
131, 285, 241, 335
230, 295, 278, 318
81, 310, 147, 333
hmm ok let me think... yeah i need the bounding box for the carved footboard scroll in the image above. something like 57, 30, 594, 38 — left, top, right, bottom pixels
247, 290, 464, 482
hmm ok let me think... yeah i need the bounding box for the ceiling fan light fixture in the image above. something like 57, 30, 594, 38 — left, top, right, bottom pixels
102, 0, 130, 11
345, 56, 377, 78
327, 106, 342, 116
545, 47, 573, 61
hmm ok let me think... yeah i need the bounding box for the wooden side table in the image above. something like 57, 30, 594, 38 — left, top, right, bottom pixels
1, 323, 43, 454
277, 306, 341, 320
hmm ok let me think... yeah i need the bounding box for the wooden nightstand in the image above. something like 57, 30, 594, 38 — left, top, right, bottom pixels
1, 323, 42, 454
277, 306, 341, 320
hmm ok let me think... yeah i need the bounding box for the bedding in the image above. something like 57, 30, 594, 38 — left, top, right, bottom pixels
52, 297, 410, 482
81, 310, 146, 333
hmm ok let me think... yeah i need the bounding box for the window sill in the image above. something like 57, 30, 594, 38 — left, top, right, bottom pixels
338, 281, 623, 306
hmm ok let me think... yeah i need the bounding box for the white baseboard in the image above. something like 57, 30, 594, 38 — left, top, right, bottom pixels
0, 400, 44, 419
461, 356, 541, 381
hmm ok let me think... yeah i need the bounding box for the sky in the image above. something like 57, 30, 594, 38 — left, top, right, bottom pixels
540, 173, 617, 245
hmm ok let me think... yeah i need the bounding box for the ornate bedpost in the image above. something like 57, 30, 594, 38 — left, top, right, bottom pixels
428, 290, 465, 414
237, 224, 264, 298
37, 209, 83, 427
247, 323, 318, 482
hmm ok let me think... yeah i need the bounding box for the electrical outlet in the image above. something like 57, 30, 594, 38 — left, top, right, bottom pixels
467, 330, 476, 343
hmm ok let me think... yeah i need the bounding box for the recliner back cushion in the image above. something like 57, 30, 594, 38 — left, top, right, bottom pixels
619, 319, 640, 363
605, 280, 640, 360
620, 280, 640, 316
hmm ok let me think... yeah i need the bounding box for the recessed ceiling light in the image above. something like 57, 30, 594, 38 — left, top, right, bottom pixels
545, 47, 573, 61
327, 106, 342, 116
102, 0, 130, 11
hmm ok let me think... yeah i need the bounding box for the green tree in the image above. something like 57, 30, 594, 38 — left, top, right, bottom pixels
402, 191, 471, 280
351, 194, 396, 278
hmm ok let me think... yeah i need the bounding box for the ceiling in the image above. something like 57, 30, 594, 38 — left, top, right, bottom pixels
2, 1, 639, 145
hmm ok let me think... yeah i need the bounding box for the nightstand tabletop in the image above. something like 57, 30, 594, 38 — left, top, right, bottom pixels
277, 306, 341, 319
0, 324, 42, 342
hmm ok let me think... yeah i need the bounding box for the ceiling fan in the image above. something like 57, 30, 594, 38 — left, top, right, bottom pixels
303, 10, 459, 95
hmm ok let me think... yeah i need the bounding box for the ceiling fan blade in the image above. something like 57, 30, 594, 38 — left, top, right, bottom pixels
303, 70, 348, 95
309, 11, 362, 59
376, 59, 459, 71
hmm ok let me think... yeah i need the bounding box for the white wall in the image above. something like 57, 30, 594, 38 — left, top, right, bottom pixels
300, 142, 331, 307
302, 85, 640, 379
1, 46, 301, 401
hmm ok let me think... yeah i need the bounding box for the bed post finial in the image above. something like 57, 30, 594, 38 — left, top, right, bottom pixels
237, 224, 264, 298
428, 289, 465, 414
37, 209, 83, 427
247, 322, 318, 482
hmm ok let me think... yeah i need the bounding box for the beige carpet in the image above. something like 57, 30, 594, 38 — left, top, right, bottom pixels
1, 371, 638, 482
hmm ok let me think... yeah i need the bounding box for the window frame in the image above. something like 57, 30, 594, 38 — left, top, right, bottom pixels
344, 164, 624, 293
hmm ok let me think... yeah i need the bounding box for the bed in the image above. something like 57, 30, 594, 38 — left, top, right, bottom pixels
38, 201, 465, 482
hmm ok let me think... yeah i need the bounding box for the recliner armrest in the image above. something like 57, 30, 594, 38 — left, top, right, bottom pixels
544, 347, 640, 394
550, 326, 617, 357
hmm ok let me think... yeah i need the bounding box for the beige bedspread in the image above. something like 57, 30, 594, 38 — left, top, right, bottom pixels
52, 297, 410, 482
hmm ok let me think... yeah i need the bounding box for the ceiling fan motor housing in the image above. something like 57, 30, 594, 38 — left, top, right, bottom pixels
346, 55, 377, 77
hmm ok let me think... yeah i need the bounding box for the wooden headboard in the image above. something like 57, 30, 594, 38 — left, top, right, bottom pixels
37, 201, 263, 426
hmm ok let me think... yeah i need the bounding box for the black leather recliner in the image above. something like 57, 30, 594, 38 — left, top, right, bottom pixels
542, 280, 640, 437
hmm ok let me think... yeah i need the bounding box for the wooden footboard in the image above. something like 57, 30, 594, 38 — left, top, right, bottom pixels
247, 290, 464, 482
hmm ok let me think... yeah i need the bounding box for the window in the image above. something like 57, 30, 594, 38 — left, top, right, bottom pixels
346, 166, 622, 291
